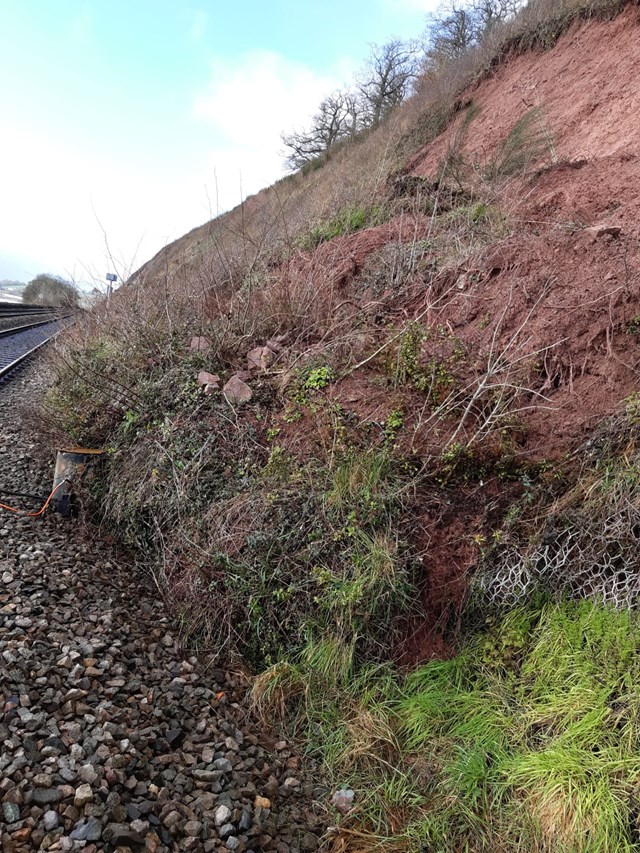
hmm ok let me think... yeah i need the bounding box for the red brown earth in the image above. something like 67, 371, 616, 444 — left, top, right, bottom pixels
130, 7, 640, 663
303, 9, 640, 660
279, 9, 640, 466
402, 6, 640, 458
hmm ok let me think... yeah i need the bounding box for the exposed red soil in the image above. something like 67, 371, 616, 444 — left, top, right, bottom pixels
397, 505, 482, 664
288, 215, 430, 290
424, 218, 640, 458
133, 7, 640, 666
379, 10, 640, 660
408, 6, 640, 175
276, 22, 640, 659
398, 10, 640, 458
377, 17, 639, 665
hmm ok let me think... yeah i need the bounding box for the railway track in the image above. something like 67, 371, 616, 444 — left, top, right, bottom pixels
0, 314, 71, 381
0, 301, 63, 334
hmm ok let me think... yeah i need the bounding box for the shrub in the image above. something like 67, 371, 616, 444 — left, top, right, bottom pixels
298, 205, 387, 251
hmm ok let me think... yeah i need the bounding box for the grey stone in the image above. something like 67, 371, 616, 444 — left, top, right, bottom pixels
79, 764, 99, 784
70, 816, 103, 841
184, 819, 203, 837
163, 810, 181, 829
43, 810, 59, 831
238, 808, 252, 832
193, 768, 219, 783
215, 805, 232, 827
106, 822, 145, 845
223, 374, 252, 405
331, 788, 355, 814
219, 822, 235, 839
31, 787, 62, 805
2, 802, 20, 823
74, 783, 94, 807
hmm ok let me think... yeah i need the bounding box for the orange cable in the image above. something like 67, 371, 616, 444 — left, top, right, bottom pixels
0, 479, 68, 518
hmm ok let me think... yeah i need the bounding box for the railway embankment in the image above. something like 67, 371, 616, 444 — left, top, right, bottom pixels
14, 1, 640, 850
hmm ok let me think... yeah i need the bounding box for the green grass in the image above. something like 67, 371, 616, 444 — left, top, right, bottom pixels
257, 601, 640, 852
298, 204, 387, 250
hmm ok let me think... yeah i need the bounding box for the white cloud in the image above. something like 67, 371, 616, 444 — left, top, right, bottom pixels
193, 50, 350, 211
0, 51, 352, 284
0, 122, 207, 287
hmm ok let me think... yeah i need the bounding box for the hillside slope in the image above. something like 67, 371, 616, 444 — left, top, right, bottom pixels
42, 4, 640, 850
406, 4, 640, 454
133, 5, 640, 463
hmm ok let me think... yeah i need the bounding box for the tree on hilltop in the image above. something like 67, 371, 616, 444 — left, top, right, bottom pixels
281, 0, 525, 171
23, 274, 79, 308
282, 91, 356, 170
282, 37, 421, 170
358, 39, 422, 128
426, 0, 523, 65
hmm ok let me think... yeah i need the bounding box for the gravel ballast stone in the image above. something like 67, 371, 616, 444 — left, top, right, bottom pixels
0, 365, 326, 852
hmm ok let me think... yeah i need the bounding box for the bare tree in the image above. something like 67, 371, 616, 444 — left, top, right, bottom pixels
427, 2, 477, 64
342, 90, 365, 141
281, 90, 354, 170
472, 0, 523, 36
358, 39, 422, 128
280, 1, 527, 171
282, 37, 424, 170
426, 0, 524, 66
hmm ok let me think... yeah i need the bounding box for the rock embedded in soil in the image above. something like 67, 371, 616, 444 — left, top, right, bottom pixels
223, 374, 253, 404
197, 369, 221, 394
331, 788, 355, 814
190, 336, 212, 353
585, 223, 623, 241
247, 345, 276, 373
0, 366, 325, 851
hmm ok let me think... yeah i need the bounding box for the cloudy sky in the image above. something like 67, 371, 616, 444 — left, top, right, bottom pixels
0, 0, 439, 288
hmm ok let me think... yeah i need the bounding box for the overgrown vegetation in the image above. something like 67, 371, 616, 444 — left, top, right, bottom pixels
43, 319, 419, 669
255, 601, 640, 851
23, 273, 78, 308
474, 410, 640, 611
298, 204, 387, 250
37, 1, 640, 851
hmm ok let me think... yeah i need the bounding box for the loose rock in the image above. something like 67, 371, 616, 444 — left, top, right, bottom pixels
0, 364, 324, 852
223, 374, 253, 404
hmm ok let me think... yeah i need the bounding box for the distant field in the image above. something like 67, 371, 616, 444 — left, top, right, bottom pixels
0, 292, 23, 304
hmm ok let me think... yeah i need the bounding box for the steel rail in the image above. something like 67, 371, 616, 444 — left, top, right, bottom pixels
0, 305, 60, 316
0, 318, 57, 339
0, 320, 71, 381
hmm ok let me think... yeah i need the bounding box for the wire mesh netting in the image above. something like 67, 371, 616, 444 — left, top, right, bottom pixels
473, 445, 640, 609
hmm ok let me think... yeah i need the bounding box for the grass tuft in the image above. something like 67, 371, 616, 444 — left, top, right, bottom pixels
253, 601, 640, 852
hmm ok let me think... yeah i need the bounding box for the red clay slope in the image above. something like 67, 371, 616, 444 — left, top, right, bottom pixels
401, 6, 640, 458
